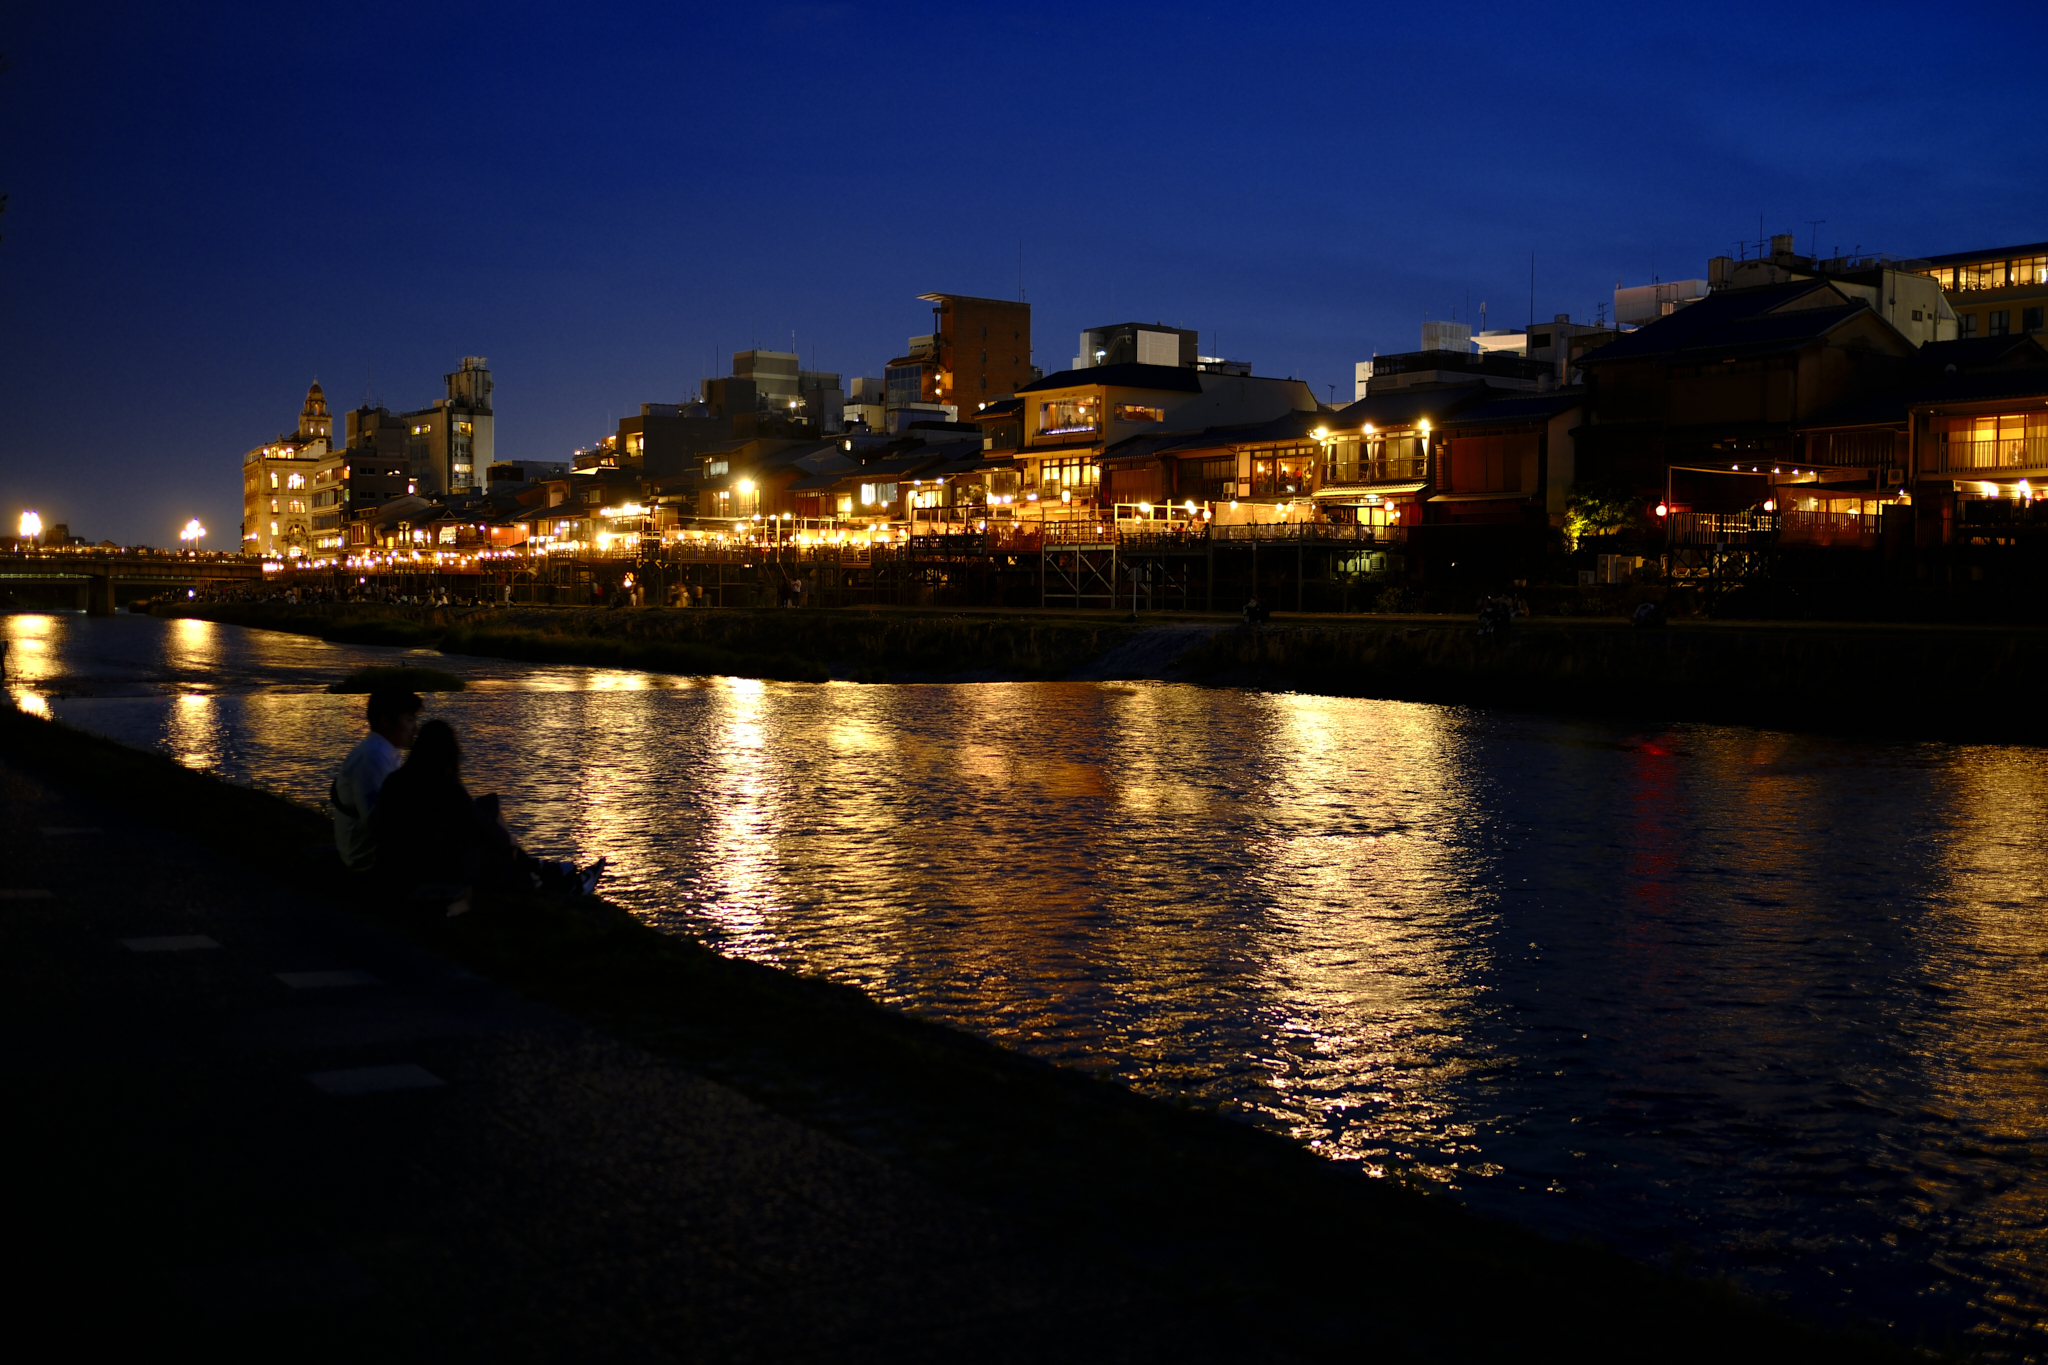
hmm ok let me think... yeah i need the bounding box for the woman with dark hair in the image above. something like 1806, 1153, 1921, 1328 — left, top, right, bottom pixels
370, 719, 603, 901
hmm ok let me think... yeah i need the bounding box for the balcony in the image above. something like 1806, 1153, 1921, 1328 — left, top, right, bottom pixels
1777, 509, 1877, 549
1944, 436, 2048, 473
1213, 522, 1401, 544
1324, 457, 1428, 487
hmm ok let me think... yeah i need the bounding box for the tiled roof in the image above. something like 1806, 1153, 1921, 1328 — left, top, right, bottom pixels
1575, 281, 1864, 365
1016, 363, 1206, 395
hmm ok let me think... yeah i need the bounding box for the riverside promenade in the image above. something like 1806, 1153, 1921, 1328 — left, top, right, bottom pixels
0, 709, 1929, 1363
0, 760, 1183, 1360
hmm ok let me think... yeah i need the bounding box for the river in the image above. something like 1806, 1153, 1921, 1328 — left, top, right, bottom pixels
7, 610, 2046, 1355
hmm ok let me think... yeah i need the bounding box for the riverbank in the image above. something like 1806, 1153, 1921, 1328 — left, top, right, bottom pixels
0, 702, 1942, 1360
1174, 615, 2048, 744
155, 600, 1134, 684
155, 600, 2048, 744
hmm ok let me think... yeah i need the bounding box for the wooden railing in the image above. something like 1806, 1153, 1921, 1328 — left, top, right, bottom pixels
1945, 436, 2048, 471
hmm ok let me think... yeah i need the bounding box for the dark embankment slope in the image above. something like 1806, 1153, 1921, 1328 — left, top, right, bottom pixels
1177, 617, 2048, 745
154, 600, 2045, 744
156, 602, 1132, 684
0, 704, 1944, 1362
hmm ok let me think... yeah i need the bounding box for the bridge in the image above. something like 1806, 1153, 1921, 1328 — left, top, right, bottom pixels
0, 547, 266, 614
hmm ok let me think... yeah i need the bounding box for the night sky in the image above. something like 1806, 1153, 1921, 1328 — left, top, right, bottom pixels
2, 2, 2041, 546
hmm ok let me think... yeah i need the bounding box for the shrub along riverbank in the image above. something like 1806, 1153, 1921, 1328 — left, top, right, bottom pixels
154, 601, 1132, 684
1174, 616, 2048, 745
157, 600, 2048, 744
0, 703, 1937, 1361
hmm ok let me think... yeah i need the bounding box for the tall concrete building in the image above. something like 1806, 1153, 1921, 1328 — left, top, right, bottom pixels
696, 350, 843, 438
241, 382, 332, 557
1071, 321, 1196, 371
885, 293, 1033, 423
401, 357, 495, 494
302, 405, 413, 553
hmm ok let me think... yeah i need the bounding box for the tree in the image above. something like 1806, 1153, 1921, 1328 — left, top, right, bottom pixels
1565, 477, 1648, 547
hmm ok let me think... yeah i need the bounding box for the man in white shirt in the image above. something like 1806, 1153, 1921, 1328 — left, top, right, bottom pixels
331, 688, 422, 871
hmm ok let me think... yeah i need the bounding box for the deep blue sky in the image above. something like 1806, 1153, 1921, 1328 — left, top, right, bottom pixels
2, 1, 2042, 546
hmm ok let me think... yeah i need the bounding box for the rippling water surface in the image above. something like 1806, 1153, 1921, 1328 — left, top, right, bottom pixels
9, 612, 2047, 1353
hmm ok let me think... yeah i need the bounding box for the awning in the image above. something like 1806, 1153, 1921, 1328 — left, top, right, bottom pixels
1428, 491, 1533, 503
1314, 482, 1426, 500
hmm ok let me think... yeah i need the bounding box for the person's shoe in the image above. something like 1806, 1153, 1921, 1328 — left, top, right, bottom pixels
575, 858, 608, 898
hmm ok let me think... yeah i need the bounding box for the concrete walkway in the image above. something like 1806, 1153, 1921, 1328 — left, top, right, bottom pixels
0, 760, 1198, 1361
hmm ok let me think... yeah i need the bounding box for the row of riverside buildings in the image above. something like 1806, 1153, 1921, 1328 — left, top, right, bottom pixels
241, 235, 2048, 603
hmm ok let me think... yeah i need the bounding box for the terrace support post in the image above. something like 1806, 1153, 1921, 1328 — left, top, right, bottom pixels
1206, 541, 1214, 612
1297, 543, 1304, 613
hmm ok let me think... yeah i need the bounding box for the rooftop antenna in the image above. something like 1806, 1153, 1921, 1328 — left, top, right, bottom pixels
1018, 240, 1024, 302
1807, 219, 1825, 262
1528, 252, 1535, 328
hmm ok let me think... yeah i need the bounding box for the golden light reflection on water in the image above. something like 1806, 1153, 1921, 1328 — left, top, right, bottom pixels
22, 613, 2048, 1352
164, 692, 217, 769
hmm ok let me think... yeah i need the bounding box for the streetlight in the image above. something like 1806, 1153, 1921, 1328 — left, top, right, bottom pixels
180, 518, 207, 547
19, 510, 42, 544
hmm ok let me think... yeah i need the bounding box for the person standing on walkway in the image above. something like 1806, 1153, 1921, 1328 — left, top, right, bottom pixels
331, 687, 422, 871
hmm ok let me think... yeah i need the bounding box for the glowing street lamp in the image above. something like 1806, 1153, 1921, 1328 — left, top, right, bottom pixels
180, 518, 207, 545
19, 509, 42, 542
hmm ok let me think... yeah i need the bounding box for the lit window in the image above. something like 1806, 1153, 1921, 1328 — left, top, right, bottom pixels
1039, 396, 1100, 436
1115, 404, 1165, 423
1038, 457, 1100, 491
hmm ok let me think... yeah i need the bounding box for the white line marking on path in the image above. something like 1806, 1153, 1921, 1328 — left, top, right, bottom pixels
276, 970, 382, 989
120, 935, 221, 952
306, 1064, 445, 1096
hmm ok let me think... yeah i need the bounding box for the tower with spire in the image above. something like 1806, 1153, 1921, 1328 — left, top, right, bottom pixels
297, 381, 331, 442
240, 379, 336, 559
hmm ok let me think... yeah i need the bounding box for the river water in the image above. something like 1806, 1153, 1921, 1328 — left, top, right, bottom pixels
7, 611, 2046, 1354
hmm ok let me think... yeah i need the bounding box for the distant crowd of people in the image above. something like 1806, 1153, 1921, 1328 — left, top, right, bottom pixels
332, 687, 604, 914
193, 584, 488, 607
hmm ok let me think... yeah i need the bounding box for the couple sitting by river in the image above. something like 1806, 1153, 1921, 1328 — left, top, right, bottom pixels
331, 687, 605, 911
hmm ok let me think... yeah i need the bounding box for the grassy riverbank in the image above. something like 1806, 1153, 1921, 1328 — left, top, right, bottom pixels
151, 599, 2048, 743
1176, 616, 2048, 745
0, 702, 1944, 1361
155, 601, 1132, 683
